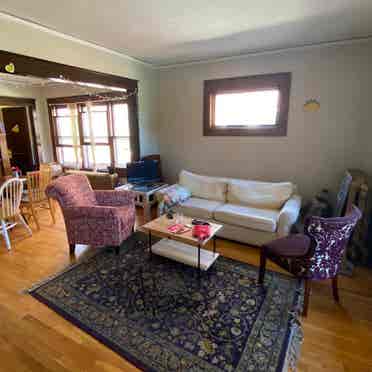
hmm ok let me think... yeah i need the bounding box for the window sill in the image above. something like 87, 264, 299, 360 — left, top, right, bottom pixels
203, 125, 287, 137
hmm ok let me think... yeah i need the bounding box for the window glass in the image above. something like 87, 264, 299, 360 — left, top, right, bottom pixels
215, 90, 279, 127
114, 138, 131, 167
113, 103, 130, 136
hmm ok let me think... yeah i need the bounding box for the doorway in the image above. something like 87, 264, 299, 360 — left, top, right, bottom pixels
0, 97, 39, 174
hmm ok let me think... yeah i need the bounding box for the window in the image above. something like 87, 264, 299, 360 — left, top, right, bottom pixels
52, 105, 81, 168
203, 72, 291, 136
50, 98, 134, 170
112, 103, 131, 167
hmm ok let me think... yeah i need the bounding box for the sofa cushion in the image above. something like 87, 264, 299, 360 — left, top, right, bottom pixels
178, 197, 223, 220
179, 170, 227, 202
227, 179, 293, 209
214, 203, 280, 233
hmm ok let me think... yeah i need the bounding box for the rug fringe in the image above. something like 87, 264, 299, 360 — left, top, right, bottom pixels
282, 285, 304, 371
285, 316, 304, 371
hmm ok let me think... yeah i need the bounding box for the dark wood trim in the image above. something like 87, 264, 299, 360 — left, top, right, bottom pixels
46, 91, 131, 105
0, 50, 137, 90
0, 96, 35, 106
48, 104, 58, 161
76, 105, 85, 168
203, 72, 291, 137
127, 93, 140, 161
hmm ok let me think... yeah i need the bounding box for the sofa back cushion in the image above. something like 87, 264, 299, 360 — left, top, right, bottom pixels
227, 179, 293, 209
179, 170, 227, 202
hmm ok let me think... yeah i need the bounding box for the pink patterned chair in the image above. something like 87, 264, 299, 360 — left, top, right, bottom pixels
46, 174, 136, 254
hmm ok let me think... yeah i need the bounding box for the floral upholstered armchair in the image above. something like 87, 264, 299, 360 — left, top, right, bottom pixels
46, 174, 136, 254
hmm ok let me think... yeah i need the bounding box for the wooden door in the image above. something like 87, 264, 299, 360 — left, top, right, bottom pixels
2, 107, 34, 174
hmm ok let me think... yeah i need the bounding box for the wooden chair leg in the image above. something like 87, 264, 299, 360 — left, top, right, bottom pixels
30, 204, 40, 230
303, 279, 311, 317
48, 198, 56, 224
18, 214, 32, 236
115, 246, 120, 255
332, 275, 340, 303
258, 248, 267, 284
69, 244, 75, 255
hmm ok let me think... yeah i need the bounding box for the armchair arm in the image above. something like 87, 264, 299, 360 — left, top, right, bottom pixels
94, 190, 135, 207
64, 205, 122, 220
277, 194, 302, 237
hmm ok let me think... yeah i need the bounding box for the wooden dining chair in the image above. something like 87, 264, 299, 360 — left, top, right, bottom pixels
0, 178, 32, 250
22, 170, 55, 230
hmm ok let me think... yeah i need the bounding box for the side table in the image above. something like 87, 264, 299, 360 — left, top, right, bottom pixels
115, 183, 168, 222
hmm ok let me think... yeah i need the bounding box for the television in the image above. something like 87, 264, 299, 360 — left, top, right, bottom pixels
127, 159, 160, 184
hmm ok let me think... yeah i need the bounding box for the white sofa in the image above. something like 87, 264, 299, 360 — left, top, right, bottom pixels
165, 170, 301, 246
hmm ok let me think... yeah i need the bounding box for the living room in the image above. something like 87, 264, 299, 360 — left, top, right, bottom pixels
0, 2, 371, 372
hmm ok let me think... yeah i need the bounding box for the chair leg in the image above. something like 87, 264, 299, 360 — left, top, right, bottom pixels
48, 198, 56, 224
30, 204, 40, 230
115, 246, 120, 255
332, 275, 340, 303
1, 220, 11, 251
18, 214, 32, 236
303, 279, 311, 317
258, 248, 267, 284
69, 244, 75, 255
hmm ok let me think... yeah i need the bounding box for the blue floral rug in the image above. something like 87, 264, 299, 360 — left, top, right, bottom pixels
29, 232, 303, 372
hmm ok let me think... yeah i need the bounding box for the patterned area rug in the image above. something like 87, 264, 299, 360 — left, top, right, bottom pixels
29, 232, 303, 372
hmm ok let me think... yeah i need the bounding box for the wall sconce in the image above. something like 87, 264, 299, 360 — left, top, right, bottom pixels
304, 99, 320, 112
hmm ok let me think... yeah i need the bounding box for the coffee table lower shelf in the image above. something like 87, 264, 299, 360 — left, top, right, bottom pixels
151, 238, 220, 271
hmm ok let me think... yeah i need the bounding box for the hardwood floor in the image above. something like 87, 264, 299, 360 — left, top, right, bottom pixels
0, 206, 371, 372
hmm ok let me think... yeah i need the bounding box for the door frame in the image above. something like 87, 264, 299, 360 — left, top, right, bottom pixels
0, 96, 40, 168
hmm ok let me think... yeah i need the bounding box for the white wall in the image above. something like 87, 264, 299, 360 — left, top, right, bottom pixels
158, 41, 372, 200
1, 15, 371, 200
0, 15, 159, 162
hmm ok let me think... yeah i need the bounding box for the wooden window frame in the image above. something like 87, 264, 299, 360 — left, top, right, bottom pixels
48, 94, 136, 171
203, 72, 291, 137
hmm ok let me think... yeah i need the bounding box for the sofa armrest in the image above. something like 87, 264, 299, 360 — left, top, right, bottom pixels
155, 184, 191, 215
277, 194, 302, 237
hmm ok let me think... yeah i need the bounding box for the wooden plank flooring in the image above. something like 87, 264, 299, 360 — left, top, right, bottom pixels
0, 206, 371, 372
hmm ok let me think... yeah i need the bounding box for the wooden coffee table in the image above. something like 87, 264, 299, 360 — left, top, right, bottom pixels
142, 215, 223, 275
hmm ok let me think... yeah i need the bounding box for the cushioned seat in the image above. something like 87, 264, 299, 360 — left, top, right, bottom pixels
264, 234, 311, 257
214, 204, 279, 233
178, 197, 223, 219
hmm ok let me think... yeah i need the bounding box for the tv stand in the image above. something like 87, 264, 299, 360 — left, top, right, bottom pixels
115, 182, 168, 222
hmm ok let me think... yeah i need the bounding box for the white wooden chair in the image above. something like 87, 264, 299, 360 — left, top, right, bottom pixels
0, 178, 32, 251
